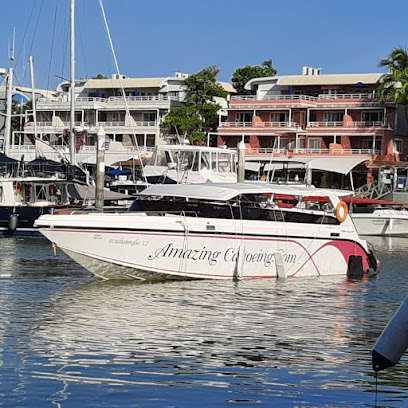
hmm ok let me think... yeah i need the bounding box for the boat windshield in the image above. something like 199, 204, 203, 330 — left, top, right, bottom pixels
200, 151, 234, 173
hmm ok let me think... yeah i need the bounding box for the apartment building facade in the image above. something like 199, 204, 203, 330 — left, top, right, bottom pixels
8, 73, 189, 166
216, 69, 408, 185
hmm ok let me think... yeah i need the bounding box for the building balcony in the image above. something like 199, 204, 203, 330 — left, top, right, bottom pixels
36, 95, 180, 110
229, 93, 386, 110
219, 121, 300, 129
308, 121, 386, 128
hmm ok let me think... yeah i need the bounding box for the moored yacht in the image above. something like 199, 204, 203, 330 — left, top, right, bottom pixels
34, 183, 379, 280
144, 145, 237, 184
344, 197, 408, 236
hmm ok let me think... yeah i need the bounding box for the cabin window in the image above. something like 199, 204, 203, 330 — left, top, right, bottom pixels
217, 152, 233, 172
0, 186, 3, 202
35, 185, 47, 201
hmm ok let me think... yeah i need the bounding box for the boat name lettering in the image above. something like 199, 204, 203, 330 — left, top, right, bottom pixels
147, 244, 297, 267
148, 243, 221, 266
108, 238, 148, 247
224, 248, 296, 266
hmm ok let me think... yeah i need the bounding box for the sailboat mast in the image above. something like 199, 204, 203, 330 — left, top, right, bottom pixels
70, 0, 76, 164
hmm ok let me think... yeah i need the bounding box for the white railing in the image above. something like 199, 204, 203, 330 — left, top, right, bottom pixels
97, 121, 126, 127
254, 121, 299, 128
308, 122, 344, 127
38, 95, 179, 103
317, 93, 375, 100
107, 95, 179, 102
9, 145, 36, 151
331, 148, 381, 155
262, 94, 316, 101
220, 122, 253, 128
231, 95, 256, 101
246, 148, 288, 155
133, 121, 158, 127
352, 121, 385, 128
293, 148, 330, 154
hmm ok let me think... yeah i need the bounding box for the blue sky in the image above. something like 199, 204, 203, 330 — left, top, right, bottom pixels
0, 0, 407, 90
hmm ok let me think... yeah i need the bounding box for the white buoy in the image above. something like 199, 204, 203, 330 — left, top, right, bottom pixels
372, 294, 408, 371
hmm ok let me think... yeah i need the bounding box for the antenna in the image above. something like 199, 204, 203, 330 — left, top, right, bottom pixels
9, 27, 15, 62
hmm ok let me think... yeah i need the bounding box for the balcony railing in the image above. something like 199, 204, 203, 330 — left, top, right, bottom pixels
231, 93, 379, 102
37, 95, 179, 104
317, 93, 376, 100
246, 148, 288, 155
254, 122, 299, 128
331, 148, 381, 155
293, 148, 330, 154
308, 122, 344, 127
220, 121, 299, 128
308, 121, 386, 128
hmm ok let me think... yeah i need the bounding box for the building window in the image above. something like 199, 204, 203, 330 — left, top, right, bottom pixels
298, 138, 306, 149
394, 139, 402, 154
236, 113, 253, 123
279, 138, 288, 150
309, 138, 321, 150
143, 113, 156, 122
363, 111, 384, 122
323, 112, 343, 122
270, 112, 288, 122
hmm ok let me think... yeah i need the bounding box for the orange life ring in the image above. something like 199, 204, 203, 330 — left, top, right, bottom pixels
336, 201, 349, 223
49, 185, 57, 196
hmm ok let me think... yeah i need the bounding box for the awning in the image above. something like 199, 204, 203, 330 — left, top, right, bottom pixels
306, 157, 370, 175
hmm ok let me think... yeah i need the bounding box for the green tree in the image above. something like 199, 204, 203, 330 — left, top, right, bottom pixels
184, 65, 227, 104
378, 47, 408, 106
92, 74, 108, 79
231, 59, 277, 95
163, 66, 226, 144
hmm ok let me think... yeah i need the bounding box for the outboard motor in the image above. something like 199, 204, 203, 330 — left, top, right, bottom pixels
8, 213, 19, 233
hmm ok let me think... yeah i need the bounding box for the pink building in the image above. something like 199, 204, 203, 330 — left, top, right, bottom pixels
216, 69, 408, 186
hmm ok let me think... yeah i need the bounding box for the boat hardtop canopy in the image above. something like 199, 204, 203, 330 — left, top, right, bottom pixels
138, 182, 342, 202
156, 145, 236, 154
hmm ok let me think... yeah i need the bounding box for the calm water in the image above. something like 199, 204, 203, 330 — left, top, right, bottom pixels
0, 236, 408, 407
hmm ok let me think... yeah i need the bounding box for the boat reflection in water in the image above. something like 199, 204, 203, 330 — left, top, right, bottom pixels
24, 275, 380, 403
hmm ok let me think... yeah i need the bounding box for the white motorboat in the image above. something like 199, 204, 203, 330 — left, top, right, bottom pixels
344, 197, 408, 236
34, 183, 379, 280
144, 145, 237, 184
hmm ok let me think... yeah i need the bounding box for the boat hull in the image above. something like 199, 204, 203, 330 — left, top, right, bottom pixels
37, 214, 372, 280
352, 211, 408, 236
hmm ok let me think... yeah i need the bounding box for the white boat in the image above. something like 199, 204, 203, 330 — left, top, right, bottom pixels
144, 145, 237, 184
34, 183, 379, 280
345, 197, 408, 236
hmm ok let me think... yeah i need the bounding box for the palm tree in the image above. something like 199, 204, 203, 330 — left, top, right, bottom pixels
378, 47, 408, 105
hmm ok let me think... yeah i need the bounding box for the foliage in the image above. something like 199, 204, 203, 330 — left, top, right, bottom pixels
92, 74, 108, 79
184, 65, 227, 104
378, 48, 408, 106
164, 66, 225, 144
189, 131, 206, 145
231, 59, 277, 95
163, 105, 203, 138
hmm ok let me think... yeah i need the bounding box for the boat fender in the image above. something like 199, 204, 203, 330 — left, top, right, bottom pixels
8, 213, 19, 232
347, 255, 364, 278
372, 294, 408, 371
335, 201, 348, 223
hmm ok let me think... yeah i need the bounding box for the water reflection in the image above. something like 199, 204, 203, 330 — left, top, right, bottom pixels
0, 237, 408, 407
